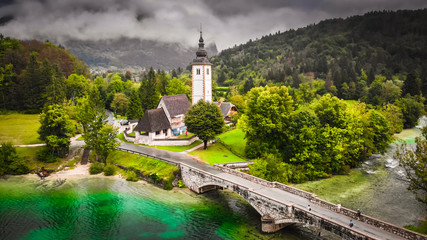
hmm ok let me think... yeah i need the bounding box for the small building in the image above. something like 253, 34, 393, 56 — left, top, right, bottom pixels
133, 108, 171, 144
157, 94, 191, 135
216, 102, 238, 124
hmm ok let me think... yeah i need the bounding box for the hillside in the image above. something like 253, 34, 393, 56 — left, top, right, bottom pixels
210, 9, 427, 98
0, 37, 90, 112
65, 37, 218, 71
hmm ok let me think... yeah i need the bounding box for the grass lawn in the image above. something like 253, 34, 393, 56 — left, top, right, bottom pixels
293, 169, 387, 205
152, 140, 202, 152
217, 128, 246, 156
177, 132, 194, 139
393, 128, 421, 144
16, 146, 69, 170
189, 142, 246, 165
0, 114, 43, 145
107, 150, 178, 180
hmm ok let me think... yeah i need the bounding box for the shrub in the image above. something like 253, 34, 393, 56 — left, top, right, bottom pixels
89, 162, 104, 175
36, 147, 58, 163
149, 172, 162, 182
164, 179, 173, 190
126, 171, 139, 181
0, 142, 30, 175
103, 164, 116, 176
178, 180, 186, 188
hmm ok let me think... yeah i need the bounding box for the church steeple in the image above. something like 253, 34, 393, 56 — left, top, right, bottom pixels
192, 27, 212, 104
195, 30, 208, 59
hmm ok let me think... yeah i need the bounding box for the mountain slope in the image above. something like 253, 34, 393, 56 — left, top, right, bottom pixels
65, 37, 218, 71
210, 9, 427, 97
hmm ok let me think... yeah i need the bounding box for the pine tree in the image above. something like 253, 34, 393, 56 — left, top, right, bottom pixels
22, 52, 43, 111
139, 67, 160, 111
127, 89, 144, 120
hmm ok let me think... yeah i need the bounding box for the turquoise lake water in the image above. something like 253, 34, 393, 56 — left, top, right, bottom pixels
0, 176, 318, 240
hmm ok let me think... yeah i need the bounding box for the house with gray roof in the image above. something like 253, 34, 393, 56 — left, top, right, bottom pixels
157, 94, 191, 135
215, 102, 238, 124
132, 94, 193, 145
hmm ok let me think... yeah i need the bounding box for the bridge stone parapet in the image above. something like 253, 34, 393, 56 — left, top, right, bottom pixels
213, 163, 426, 240
182, 163, 387, 239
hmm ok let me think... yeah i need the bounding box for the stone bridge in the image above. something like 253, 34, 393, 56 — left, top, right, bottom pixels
118, 143, 426, 240
180, 163, 426, 240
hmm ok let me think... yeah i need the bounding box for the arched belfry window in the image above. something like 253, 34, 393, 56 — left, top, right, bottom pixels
196, 69, 201, 75
207, 68, 210, 75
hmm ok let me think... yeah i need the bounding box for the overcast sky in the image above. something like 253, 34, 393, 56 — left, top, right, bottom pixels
0, 0, 426, 50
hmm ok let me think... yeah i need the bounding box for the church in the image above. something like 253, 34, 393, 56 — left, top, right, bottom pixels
129, 31, 237, 146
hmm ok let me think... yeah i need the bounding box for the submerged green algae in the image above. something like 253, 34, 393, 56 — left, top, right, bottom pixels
0, 176, 314, 240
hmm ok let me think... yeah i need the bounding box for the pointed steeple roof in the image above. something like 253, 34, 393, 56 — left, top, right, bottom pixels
193, 29, 211, 65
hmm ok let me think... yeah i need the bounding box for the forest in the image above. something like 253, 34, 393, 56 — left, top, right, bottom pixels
210, 9, 427, 101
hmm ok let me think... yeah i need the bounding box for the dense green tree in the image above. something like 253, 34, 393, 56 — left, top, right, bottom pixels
313, 94, 347, 128
185, 100, 224, 149
242, 86, 294, 158
166, 78, 191, 96
38, 104, 74, 157
0, 64, 15, 109
395, 127, 427, 205
380, 103, 404, 133
43, 63, 66, 106
0, 142, 29, 175
75, 87, 105, 135
76, 86, 117, 162
367, 110, 392, 154
22, 52, 43, 111
403, 73, 421, 96
243, 76, 255, 93
157, 70, 169, 96
380, 80, 401, 104
91, 124, 119, 163
127, 89, 144, 120
287, 109, 324, 179
139, 68, 160, 111
66, 74, 89, 102
249, 154, 289, 183
395, 96, 425, 128
110, 93, 129, 116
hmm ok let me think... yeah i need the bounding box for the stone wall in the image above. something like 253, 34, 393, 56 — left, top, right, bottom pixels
213, 163, 426, 240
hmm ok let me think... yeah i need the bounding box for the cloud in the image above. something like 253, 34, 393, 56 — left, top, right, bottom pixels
0, 0, 426, 50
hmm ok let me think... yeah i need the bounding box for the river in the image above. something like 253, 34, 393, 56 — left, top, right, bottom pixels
0, 175, 333, 240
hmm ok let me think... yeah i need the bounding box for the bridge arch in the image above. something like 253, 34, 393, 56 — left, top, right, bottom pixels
180, 164, 296, 232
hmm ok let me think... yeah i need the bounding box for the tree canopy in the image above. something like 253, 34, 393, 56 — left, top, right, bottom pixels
395, 127, 427, 206
38, 104, 74, 157
185, 100, 224, 149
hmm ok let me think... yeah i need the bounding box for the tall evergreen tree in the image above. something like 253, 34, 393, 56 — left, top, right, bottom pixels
127, 89, 144, 120
139, 67, 160, 111
0, 64, 15, 110
22, 52, 43, 111
157, 70, 169, 96
243, 76, 255, 93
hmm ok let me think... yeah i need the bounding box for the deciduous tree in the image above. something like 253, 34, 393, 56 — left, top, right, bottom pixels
395, 127, 427, 205
38, 104, 73, 157
185, 100, 224, 149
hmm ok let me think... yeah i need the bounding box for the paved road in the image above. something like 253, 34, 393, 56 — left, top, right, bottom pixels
119, 142, 407, 240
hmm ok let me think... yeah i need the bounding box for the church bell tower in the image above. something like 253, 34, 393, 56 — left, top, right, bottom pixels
192, 30, 212, 105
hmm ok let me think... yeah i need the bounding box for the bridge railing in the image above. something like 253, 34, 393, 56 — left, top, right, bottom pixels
214, 163, 427, 240
188, 163, 380, 240
116, 146, 426, 240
